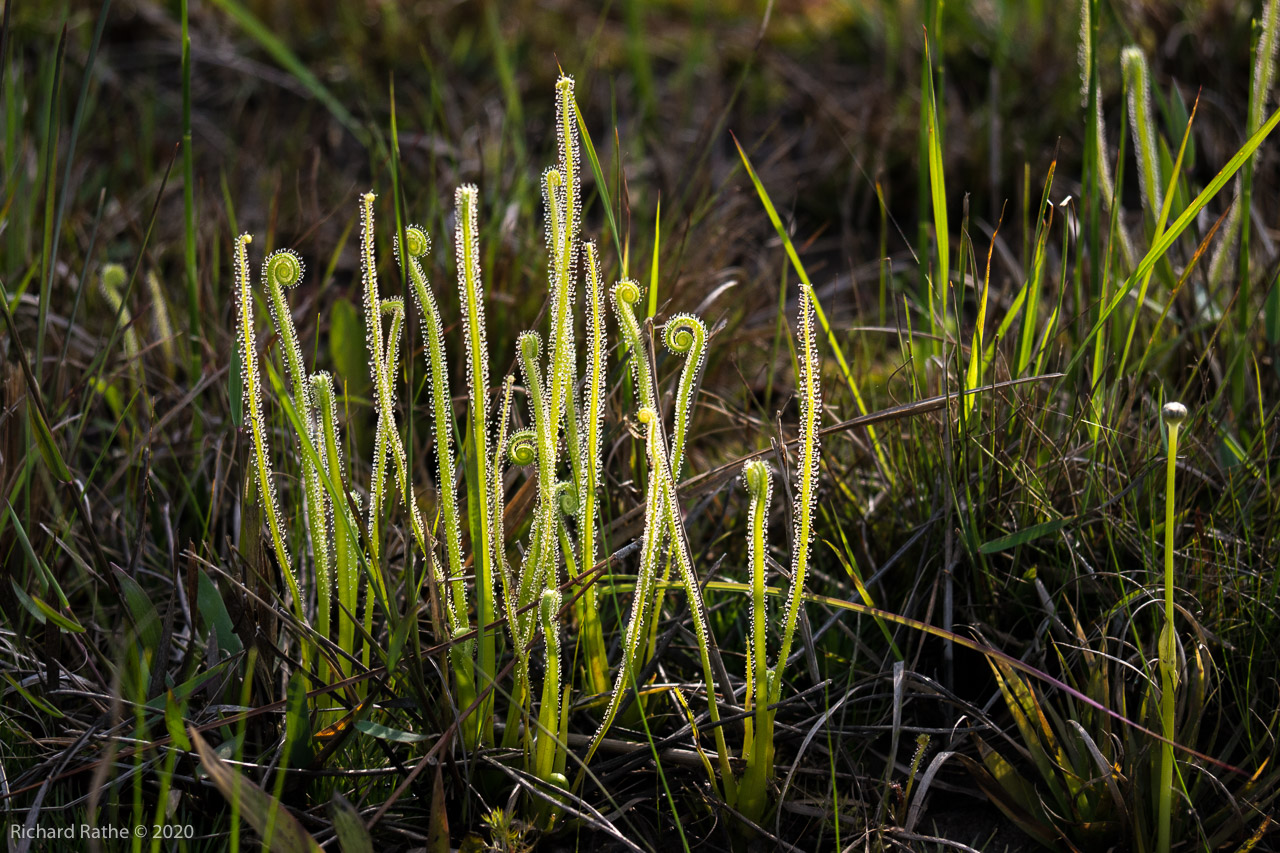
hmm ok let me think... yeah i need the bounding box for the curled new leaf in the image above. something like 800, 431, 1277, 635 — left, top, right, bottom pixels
508, 429, 537, 467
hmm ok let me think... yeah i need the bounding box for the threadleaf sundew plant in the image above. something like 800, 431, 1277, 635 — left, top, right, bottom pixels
229, 76, 827, 827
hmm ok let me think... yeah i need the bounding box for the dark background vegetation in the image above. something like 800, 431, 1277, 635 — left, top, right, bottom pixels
3, 0, 1279, 850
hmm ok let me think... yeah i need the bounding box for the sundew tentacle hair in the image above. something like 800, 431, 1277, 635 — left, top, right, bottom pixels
378, 297, 443, 612
1121, 46, 1162, 217
534, 587, 565, 783
611, 279, 658, 413
579, 242, 606, 584
738, 459, 775, 819
640, 405, 735, 798
400, 222, 471, 643
455, 184, 497, 747
232, 233, 302, 614
663, 313, 707, 481
772, 284, 822, 703
360, 198, 436, 613
580, 404, 666, 775
507, 429, 538, 467
491, 374, 518, 598
261, 248, 331, 644
491, 378, 531, 693
542, 168, 578, 453
311, 371, 356, 675
98, 264, 141, 385
517, 331, 560, 595
556, 75, 581, 255
742, 459, 772, 707
573, 241, 610, 696
359, 193, 389, 568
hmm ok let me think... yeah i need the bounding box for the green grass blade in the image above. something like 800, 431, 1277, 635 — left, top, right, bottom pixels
207, 0, 366, 145
1062, 101, 1280, 383
734, 134, 894, 483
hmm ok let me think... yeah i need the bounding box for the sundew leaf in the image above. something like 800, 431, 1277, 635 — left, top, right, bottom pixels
117, 571, 162, 651
328, 793, 374, 853
354, 719, 431, 744
190, 728, 323, 853
979, 518, 1072, 554
284, 672, 312, 771
196, 569, 242, 657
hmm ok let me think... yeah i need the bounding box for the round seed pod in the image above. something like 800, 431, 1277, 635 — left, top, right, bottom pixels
1161, 401, 1188, 425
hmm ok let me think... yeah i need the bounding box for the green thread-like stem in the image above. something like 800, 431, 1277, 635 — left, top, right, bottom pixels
1157, 401, 1188, 853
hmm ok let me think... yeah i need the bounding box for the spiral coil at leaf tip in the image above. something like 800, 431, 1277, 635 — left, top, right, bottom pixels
663, 314, 704, 354
403, 225, 430, 259
508, 429, 537, 466
264, 249, 305, 290
557, 482, 579, 516
614, 279, 642, 305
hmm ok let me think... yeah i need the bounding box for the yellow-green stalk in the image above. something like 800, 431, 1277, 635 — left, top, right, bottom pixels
400, 224, 471, 660
311, 372, 356, 680
641, 405, 735, 800
1121, 47, 1162, 222
1157, 400, 1188, 853
738, 459, 773, 822
454, 184, 497, 748
772, 284, 822, 701
144, 270, 176, 377
98, 263, 142, 387
262, 248, 332, 676
232, 234, 304, 621
575, 240, 610, 696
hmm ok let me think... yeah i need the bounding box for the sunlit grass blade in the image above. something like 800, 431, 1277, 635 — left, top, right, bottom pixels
733, 135, 892, 483
207, 0, 365, 145
1061, 100, 1280, 384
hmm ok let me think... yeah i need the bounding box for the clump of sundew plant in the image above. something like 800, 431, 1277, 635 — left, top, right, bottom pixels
224, 74, 838, 834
